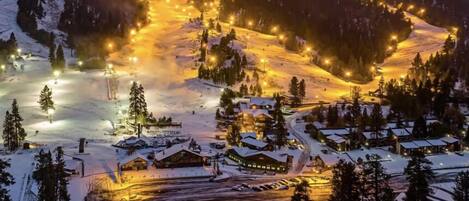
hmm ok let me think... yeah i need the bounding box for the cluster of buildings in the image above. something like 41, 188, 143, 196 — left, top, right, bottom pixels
224, 97, 294, 173
118, 142, 213, 171
310, 118, 465, 156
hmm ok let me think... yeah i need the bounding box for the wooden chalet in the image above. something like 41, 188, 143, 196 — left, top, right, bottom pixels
226, 147, 292, 173
153, 144, 208, 168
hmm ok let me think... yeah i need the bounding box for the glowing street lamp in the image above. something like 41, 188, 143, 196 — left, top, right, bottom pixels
53, 70, 60, 84
260, 58, 268, 71
391, 34, 398, 41
418, 8, 426, 15
452, 27, 459, 35
248, 20, 254, 27
324, 58, 331, 65
130, 29, 137, 36
47, 108, 55, 123
278, 34, 285, 42
210, 56, 217, 63
271, 26, 278, 33
407, 4, 415, 11
17, 48, 22, 55
345, 71, 351, 78
77, 61, 83, 66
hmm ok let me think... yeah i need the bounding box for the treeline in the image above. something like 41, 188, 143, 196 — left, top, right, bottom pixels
198, 28, 249, 86
59, 0, 149, 65
0, 33, 18, 64
219, 0, 412, 82
16, 0, 56, 46
385, 0, 469, 85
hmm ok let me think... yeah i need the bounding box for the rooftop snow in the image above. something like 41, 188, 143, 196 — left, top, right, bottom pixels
320, 128, 350, 136
241, 138, 268, 149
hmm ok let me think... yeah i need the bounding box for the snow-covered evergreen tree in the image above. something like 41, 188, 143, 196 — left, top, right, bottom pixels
453, 171, 469, 201
10, 100, 27, 143
404, 151, 434, 201
55, 147, 70, 201
39, 85, 54, 113
0, 158, 14, 201
2, 111, 17, 152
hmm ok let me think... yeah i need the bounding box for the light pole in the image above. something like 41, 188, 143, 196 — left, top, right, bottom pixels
345, 71, 352, 98
47, 108, 55, 124
260, 58, 268, 72
53, 70, 60, 84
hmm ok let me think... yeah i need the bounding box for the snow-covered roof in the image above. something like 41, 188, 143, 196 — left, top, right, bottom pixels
362, 131, 387, 140
316, 154, 342, 166
426, 119, 440, 125
241, 138, 268, 149
240, 132, 257, 139
312, 121, 326, 129
413, 140, 432, 147
326, 135, 346, 144
384, 123, 398, 129
426, 139, 446, 146
154, 144, 202, 161
119, 153, 148, 165
440, 136, 459, 144
230, 146, 288, 162
400, 142, 419, 149
320, 128, 349, 136
391, 128, 411, 136
248, 97, 275, 107
240, 109, 273, 118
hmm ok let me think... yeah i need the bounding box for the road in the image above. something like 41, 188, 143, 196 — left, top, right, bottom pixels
88, 176, 332, 201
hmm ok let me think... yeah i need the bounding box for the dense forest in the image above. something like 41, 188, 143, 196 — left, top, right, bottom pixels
17, 0, 148, 68
59, 0, 149, 63
219, 0, 412, 82
385, 0, 469, 85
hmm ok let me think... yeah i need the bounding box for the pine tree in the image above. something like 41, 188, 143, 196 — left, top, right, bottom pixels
453, 171, 469, 201
10, 99, 27, 143
33, 150, 57, 201
216, 22, 222, 32
2, 111, 16, 152
298, 79, 306, 99
128, 82, 148, 133
226, 124, 240, 146
137, 84, 148, 118
412, 116, 427, 138
49, 45, 56, 69
6, 33, 17, 53
369, 104, 385, 138
291, 180, 311, 201
404, 151, 434, 201
289, 76, 299, 97
329, 160, 361, 201
350, 97, 361, 127
0, 158, 14, 201
443, 35, 455, 54
39, 85, 54, 113
55, 45, 65, 71
55, 147, 70, 201
273, 94, 287, 148
361, 154, 394, 201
